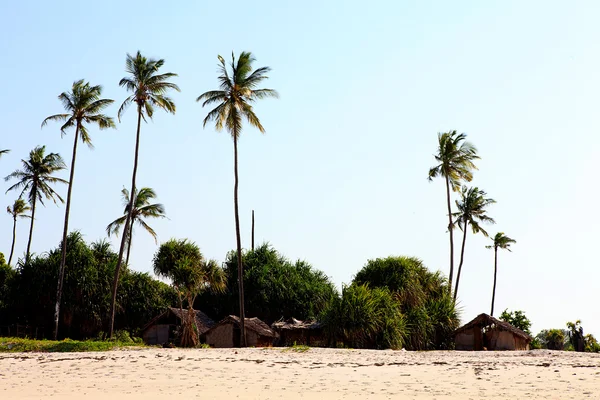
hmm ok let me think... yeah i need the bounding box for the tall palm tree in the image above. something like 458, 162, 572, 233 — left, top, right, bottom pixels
428, 131, 479, 294
197, 52, 278, 346
4, 146, 67, 263
6, 199, 31, 265
452, 186, 495, 301
42, 79, 115, 340
109, 51, 179, 338
106, 187, 166, 266
486, 232, 516, 316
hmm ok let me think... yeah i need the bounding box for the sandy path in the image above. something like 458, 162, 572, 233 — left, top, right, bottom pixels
1, 348, 599, 399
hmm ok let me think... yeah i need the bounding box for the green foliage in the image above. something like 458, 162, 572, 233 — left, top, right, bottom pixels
499, 310, 532, 335
584, 334, 600, 353
283, 343, 311, 353
536, 329, 566, 350
0, 337, 146, 353
428, 131, 480, 192
352, 256, 459, 350
320, 284, 406, 350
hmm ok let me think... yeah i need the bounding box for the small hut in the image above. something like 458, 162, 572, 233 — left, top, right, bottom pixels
454, 313, 532, 351
204, 315, 278, 348
141, 307, 215, 345
271, 318, 325, 347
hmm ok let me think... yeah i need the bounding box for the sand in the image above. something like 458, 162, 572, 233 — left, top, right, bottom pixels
1, 348, 599, 399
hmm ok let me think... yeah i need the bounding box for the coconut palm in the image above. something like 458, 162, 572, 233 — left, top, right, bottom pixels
6, 199, 31, 265
42, 79, 115, 339
486, 232, 516, 316
4, 146, 67, 263
197, 51, 278, 346
452, 186, 495, 301
106, 187, 166, 267
0, 149, 9, 158
428, 131, 479, 294
109, 51, 179, 338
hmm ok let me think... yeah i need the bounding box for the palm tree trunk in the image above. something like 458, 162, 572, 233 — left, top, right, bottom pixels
53, 123, 80, 340
251, 210, 255, 251
233, 134, 246, 347
445, 175, 455, 294
8, 217, 17, 266
453, 220, 468, 302
125, 221, 133, 266
490, 247, 498, 316
25, 186, 37, 264
109, 106, 142, 338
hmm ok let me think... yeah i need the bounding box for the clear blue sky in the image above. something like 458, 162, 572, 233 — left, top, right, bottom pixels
1, 1, 598, 337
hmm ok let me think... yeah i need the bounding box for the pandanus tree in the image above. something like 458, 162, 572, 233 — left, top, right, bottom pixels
4, 146, 67, 263
42, 79, 115, 339
452, 186, 495, 301
106, 187, 166, 267
428, 131, 479, 294
487, 233, 515, 316
197, 51, 278, 346
6, 199, 31, 265
109, 51, 179, 338
153, 239, 226, 347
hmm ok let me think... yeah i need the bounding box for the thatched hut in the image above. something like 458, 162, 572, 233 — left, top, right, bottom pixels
141, 307, 215, 345
271, 318, 325, 346
204, 315, 278, 348
455, 313, 532, 351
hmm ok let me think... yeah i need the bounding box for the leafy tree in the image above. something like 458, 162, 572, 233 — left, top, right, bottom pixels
566, 320, 585, 352
6, 199, 31, 265
153, 239, 226, 347
535, 329, 567, 350
213, 243, 335, 323
452, 186, 495, 301
499, 309, 531, 335
584, 334, 600, 353
106, 187, 166, 267
4, 146, 67, 263
487, 233, 516, 316
109, 51, 179, 338
428, 131, 479, 295
197, 52, 278, 346
42, 79, 115, 339
320, 284, 406, 349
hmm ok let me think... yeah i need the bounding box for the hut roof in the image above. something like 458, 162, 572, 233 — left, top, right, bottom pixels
210, 315, 278, 338
142, 307, 215, 335
455, 313, 532, 341
271, 318, 322, 331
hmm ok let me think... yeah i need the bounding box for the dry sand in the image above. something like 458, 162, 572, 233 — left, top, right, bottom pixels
1, 348, 599, 399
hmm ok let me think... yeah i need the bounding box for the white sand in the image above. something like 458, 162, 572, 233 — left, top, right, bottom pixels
1, 348, 599, 399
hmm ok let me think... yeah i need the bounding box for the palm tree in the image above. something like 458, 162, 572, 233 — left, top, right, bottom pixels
106, 187, 166, 266
109, 51, 179, 338
4, 146, 67, 263
197, 52, 278, 346
6, 199, 31, 265
0, 149, 9, 158
452, 186, 495, 301
486, 232, 516, 316
42, 79, 115, 340
428, 131, 479, 294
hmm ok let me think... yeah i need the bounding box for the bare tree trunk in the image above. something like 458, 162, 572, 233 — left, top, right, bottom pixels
25, 185, 37, 264
445, 175, 454, 294
251, 210, 255, 251
109, 106, 142, 338
233, 135, 246, 347
8, 216, 17, 266
53, 123, 80, 340
453, 220, 468, 302
125, 221, 134, 267
490, 247, 498, 316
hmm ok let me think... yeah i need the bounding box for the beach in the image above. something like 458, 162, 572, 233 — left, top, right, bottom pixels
1, 348, 599, 399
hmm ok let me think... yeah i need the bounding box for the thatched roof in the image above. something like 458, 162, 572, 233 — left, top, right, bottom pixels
209, 315, 278, 338
455, 313, 532, 341
142, 307, 215, 335
271, 318, 322, 331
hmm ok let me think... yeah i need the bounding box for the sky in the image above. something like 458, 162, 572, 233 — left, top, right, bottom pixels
1, 0, 599, 337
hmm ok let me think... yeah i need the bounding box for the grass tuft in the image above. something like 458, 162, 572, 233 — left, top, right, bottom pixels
0, 337, 147, 353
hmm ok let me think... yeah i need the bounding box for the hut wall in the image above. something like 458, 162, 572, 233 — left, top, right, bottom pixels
514, 336, 530, 350
455, 329, 475, 350
490, 330, 516, 350
205, 324, 234, 348
143, 324, 170, 345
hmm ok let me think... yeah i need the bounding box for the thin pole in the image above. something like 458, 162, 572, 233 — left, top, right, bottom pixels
251, 210, 255, 251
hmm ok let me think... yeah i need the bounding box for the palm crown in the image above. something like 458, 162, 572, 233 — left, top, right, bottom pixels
42, 80, 115, 145
118, 51, 180, 121
487, 232, 516, 251
4, 146, 68, 206
453, 186, 496, 236
428, 131, 480, 191
7, 199, 31, 220
197, 52, 279, 137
